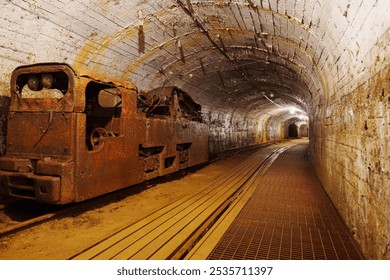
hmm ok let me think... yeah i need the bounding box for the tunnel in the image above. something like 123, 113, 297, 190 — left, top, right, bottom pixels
0, 0, 389, 260
288, 123, 298, 138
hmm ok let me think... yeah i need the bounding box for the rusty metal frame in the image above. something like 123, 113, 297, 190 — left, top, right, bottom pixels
0, 63, 208, 204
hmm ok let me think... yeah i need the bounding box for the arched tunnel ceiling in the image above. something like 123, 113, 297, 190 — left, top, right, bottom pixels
72, 0, 329, 118
1, 0, 389, 123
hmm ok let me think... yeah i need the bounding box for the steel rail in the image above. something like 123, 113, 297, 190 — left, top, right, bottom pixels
185, 146, 289, 259
71, 144, 291, 260
0, 143, 278, 240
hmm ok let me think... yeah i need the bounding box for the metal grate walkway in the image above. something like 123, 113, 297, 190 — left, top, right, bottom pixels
207, 144, 363, 260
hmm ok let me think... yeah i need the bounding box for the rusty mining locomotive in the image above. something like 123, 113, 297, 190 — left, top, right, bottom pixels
0, 63, 208, 204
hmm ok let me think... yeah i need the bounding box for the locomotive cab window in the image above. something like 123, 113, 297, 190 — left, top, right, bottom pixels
85, 82, 122, 151
16, 72, 68, 99
98, 88, 122, 109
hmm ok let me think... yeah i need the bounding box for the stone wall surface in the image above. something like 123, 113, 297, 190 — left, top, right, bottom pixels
0, 0, 389, 259
204, 108, 258, 154
312, 64, 390, 260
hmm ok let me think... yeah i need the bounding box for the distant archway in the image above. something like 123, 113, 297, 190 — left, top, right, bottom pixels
299, 124, 309, 137
288, 123, 298, 138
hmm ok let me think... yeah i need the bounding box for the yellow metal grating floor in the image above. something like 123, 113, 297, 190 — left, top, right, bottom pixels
207, 144, 363, 260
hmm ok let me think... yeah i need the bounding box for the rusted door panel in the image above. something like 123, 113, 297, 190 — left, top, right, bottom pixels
6, 112, 74, 157
73, 115, 145, 202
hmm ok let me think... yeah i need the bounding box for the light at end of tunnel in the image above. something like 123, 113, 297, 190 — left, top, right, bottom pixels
299, 115, 308, 121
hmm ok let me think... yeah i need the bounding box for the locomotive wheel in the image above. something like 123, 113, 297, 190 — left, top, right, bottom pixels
90, 127, 109, 150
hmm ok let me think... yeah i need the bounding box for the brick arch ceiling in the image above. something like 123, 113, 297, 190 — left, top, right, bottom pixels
1, 0, 387, 123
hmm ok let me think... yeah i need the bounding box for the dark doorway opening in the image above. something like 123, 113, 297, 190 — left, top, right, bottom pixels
288, 123, 298, 138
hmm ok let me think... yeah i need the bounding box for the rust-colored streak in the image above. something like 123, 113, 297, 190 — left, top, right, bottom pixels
72, 41, 100, 72
72, 21, 145, 75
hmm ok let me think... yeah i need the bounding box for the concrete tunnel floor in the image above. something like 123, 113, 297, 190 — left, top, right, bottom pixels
0, 139, 363, 260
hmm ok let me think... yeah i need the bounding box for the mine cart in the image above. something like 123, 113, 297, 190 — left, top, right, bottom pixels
0, 63, 208, 204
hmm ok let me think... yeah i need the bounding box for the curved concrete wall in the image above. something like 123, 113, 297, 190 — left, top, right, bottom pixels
0, 0, 389, 258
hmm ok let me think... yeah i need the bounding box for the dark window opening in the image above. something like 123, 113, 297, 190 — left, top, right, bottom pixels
16, 71, 69, 99
139, 145, 164, 157
288, 124, 298, 138
164, 156, 176, 169
85, 82, 122, 150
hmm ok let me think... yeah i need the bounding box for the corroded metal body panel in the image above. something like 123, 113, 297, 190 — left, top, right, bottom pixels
0, 64, 208, 204
7, 112, 75, 157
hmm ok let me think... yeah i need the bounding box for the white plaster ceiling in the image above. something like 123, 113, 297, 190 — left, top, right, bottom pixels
0, 0, 389, 123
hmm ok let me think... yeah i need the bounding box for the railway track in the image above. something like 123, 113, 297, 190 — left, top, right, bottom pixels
70, 143, 290, 260
0, 200, 82, 238
0, 142, 291, 257
0, 143, 273, 239
0, 209, 58, 237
